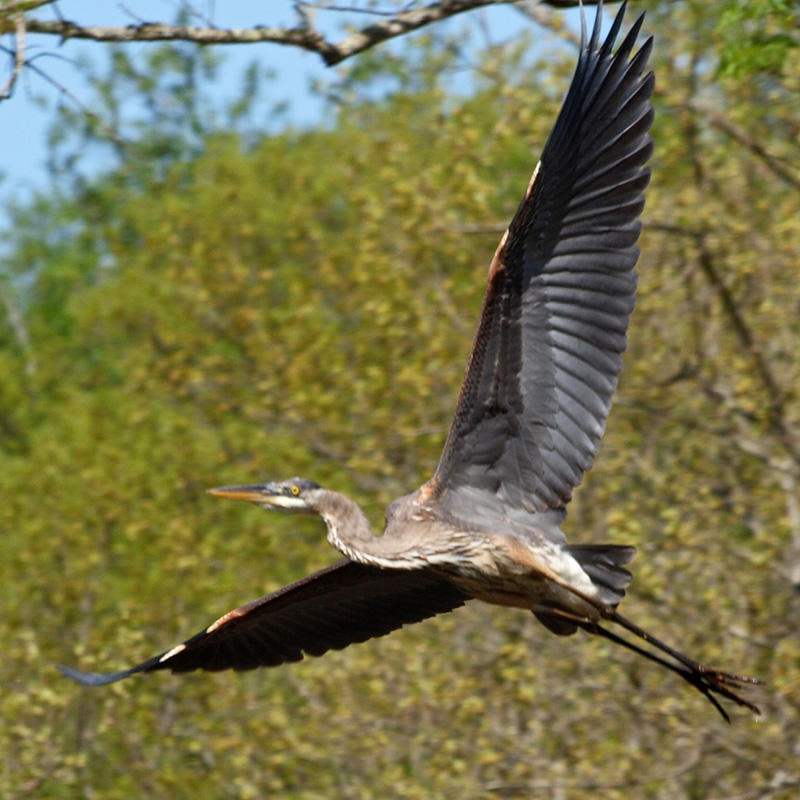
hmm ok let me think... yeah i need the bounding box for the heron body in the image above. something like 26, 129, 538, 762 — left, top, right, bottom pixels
318, 484, 602, 618
59, 2, 760, 721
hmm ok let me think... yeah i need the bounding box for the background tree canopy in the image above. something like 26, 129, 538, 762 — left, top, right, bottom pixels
1, 1, 799, 798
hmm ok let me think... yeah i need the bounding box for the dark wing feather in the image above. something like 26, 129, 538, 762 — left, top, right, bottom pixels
426, 3, 654, 515
58, 561, 469, 686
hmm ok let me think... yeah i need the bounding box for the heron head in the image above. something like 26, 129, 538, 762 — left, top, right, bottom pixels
207, 478, 322, 514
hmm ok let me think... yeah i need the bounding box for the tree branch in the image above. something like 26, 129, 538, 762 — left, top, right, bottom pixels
649, 221, 800, 467
514, 1, 581, 47
17, 1, 516, 66
0, 279, 36, 376
695, 238, 797, 460
6, 1, 607, 67
3, 42, 128, 149
686, 100, 800, 191
0, 10, 24, 98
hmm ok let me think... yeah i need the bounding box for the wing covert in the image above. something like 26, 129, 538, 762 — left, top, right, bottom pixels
427, 3, 654, 516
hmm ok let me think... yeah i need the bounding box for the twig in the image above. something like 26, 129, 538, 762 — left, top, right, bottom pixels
0, 12, 25, 98
695, 237, 795, 457
0, 280, 37, 375
686, 100, 800, 191
10, 48, 127, 150
648, 221, 799, 466
514, 1, 581, 47
299, 2, 415, 16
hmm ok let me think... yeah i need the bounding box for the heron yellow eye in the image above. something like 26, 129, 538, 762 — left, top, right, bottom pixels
290, 485, 300, 496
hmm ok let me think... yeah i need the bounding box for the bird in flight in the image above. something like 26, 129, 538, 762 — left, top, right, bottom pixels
60, 2, 759, 721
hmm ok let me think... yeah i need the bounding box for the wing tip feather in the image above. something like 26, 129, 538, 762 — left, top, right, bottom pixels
58, 662, 139, 686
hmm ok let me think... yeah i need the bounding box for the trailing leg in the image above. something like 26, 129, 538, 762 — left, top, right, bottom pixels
533, 604, 761, 721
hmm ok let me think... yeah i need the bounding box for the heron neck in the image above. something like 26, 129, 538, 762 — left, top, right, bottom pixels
314, 489, 422, 569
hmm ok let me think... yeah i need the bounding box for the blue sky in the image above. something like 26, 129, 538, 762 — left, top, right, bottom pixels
0, 1, 587, 226
0, 3, 327, 209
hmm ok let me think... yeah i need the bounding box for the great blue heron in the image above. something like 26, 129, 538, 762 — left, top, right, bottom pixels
59, 3, 759, 721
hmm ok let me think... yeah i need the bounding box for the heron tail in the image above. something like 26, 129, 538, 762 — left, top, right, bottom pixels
532, 544, 636, 635
565, 543, 636, 606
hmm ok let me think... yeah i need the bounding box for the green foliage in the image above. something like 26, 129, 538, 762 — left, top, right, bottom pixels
2, 5, 799, 798
716, 0, 800, 77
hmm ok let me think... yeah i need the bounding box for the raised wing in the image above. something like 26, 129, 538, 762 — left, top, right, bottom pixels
58, 561, 469, 686
426, 3, 654, 516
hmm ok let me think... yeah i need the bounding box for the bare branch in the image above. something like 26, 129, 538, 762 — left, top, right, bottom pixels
16, 2, 508, 66
8, 1, 606, 67
695, 233, 794, 453
513, 1, 581, 47
686, 100, 800, 191
0, 11, 25, 98
18, 18, 336, 60
320, 0, 514, 64
299, 2, 414, 16
649, 220, 800, 467
10, 47, 128, 150
0, 279, 36, 376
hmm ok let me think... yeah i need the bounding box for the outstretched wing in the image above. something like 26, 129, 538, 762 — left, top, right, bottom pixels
425, 4, 654, 516
59, 561, 469, 686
